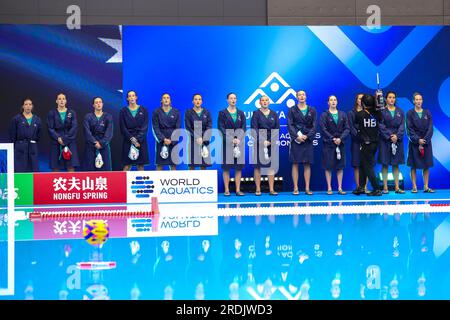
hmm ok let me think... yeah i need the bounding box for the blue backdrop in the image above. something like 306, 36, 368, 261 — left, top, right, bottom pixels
0, 25, 449, 191
123, 26, 450, 191
0, 25, 123, 171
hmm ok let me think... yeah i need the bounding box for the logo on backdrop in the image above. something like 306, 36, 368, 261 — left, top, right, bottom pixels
52, 176, 108, 200
243, 72, 319, 149
244, 72, 297, 109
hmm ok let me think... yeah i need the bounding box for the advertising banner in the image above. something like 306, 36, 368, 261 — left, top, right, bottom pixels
126, 170, 218, 204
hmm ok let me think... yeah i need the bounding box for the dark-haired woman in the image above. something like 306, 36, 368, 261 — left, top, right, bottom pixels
185, 94, 212, 170
378, 91, 405, 193
218, 93, 246, 196
288, 90, 317, 195
9, 98, 41, 172
348, 93, 367, 193
406, 93, 434, 193
152, 93, 180, 170
120, 90, 149, 171
319, 95, 349, 195
83, 97, 113, 171
47, 93, 79, 172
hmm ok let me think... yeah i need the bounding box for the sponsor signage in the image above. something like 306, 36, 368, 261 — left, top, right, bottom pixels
126, 170, 218, 204
24, 170, 218, 206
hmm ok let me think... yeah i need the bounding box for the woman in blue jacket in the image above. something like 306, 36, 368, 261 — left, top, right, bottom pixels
120, 90, 149, 171
287, 90, 317, 195
9, 98, 41, 172
251, 95, 280, 196
47, 93, 79, 172
218, 93, 246, 196
319, 95, 349, 195
348, 93, 367, 193
152, 93, 181, 170
83, 97, 113, 171
406, 92, 434, 193
378, 91, 405, 194
185, 94, 213, 170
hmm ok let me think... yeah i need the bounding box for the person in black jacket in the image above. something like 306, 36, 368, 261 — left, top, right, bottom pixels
353, 94, 383, 196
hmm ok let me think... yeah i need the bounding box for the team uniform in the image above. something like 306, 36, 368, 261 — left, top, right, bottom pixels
319, 110, 350, 170
250, 109, 280, 168
47, 108, 80, 170
9, 114, 41, 172
287, 105, 317, 164
119, 106, 149, 166
347, 109, 361, 168
218, 108, 246, 170
152, 107, 181, 166
378, 107, 405, 166
185, 108, 213, 168
406, 109, 434, 169
82, 112, 113, 171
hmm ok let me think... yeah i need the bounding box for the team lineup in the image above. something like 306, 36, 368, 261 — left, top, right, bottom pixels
9, 89, 435, 196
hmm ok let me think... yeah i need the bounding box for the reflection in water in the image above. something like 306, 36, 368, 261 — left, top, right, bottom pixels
5, 212, 450, 299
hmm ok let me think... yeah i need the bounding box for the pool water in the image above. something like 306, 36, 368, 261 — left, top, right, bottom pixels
3, 210, 450, 300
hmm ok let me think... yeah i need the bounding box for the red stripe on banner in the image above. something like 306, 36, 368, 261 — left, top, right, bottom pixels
33, 172, 127, 205
151, 197, 160, 232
